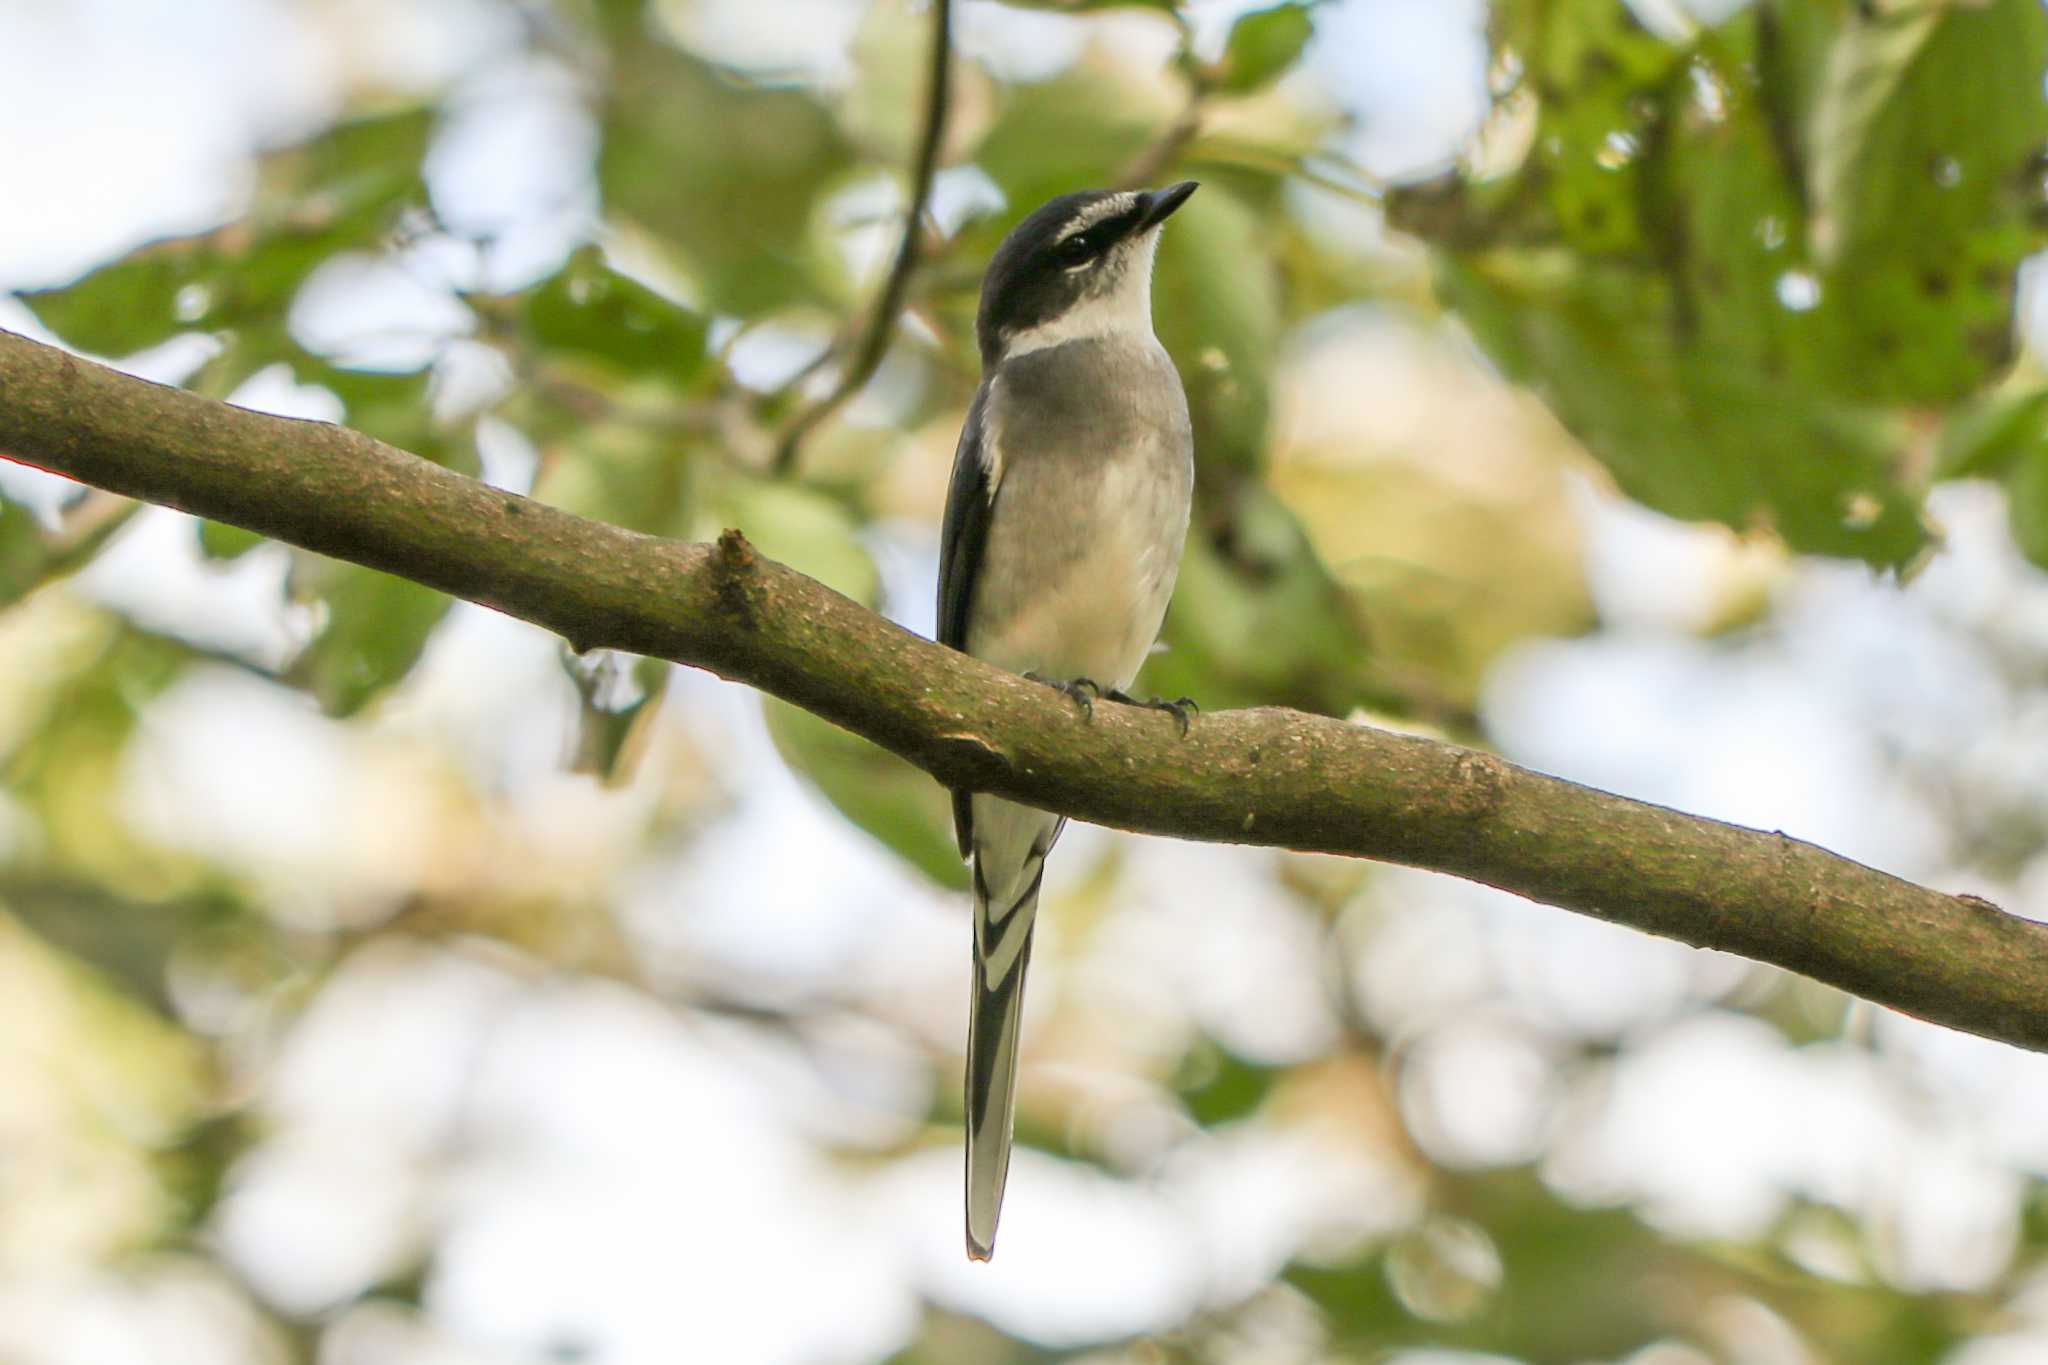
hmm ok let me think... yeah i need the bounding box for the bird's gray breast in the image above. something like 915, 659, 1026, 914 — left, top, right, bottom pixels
966, 335, 1194, 690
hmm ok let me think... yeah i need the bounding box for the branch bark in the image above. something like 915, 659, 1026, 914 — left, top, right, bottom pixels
3, 325, 2046, 1051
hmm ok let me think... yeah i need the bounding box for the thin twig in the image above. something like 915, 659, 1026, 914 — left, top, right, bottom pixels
773, 0, 953, 475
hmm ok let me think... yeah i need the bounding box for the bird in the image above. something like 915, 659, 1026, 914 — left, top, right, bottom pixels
937, 182, 1200, 1261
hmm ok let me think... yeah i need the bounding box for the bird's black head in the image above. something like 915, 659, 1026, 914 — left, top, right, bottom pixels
974, 181, 1198, 364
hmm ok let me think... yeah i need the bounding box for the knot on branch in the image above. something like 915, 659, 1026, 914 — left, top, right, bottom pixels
715, 527, 759, 626
717, 527, 756, 570
1448, 749, 1507, 820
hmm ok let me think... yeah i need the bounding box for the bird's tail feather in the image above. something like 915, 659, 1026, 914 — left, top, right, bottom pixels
964, 854, 1044, 1262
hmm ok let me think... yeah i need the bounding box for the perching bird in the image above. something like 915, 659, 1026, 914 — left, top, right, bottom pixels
937, 182, 1199, 1261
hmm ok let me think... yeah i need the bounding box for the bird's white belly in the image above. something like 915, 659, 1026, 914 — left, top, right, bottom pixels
976, 566, 1160, 690
970, 462, 1181, 691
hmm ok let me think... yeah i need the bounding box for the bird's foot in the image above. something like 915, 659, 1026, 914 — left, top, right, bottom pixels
1024, 672, 1102, 719
1107, 689, 1199, 736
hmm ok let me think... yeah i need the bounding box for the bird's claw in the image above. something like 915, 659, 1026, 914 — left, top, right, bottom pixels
1025, 672, 1102, 718
1108, 689, 1199, 736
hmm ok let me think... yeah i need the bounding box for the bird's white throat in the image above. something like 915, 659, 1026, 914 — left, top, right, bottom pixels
999, 230, 1163, 360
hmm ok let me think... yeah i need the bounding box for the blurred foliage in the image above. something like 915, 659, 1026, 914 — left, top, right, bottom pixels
599, 40, 857, 315
1395, 0, 2048, 568
22, 107, 434, 365
525, 244, 711, 386
3, 0, 2048, 1360
1212, 3, 1318, 94
1290, 1169, 1994, 1364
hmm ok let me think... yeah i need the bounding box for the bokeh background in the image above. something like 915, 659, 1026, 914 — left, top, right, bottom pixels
5, 0, 2048, 1361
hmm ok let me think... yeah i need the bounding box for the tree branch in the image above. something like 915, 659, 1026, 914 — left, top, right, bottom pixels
4, 324, 2047, 1051
773, 0, 953, 474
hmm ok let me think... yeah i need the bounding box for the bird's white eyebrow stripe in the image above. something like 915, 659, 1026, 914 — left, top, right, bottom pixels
1054, 192, 1139, 243
997, 230, 1162, 360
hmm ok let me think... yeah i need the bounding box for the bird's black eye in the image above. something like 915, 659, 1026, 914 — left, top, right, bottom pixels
1057, 231, 1097, 266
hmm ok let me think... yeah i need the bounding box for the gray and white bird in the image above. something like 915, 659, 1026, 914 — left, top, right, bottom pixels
937, 182, 1200, 1261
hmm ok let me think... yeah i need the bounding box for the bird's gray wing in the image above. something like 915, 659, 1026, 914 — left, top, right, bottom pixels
937, 382, 995, 857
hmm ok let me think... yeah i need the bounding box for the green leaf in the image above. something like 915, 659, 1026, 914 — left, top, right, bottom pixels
1175, 1041, 1280, 1125
1935, 386, 2048, 480
22, 106, 433, 357
971, 66, 1160, 230
1148, 486, 1374, 717
1274, 457, 1593, 712
841, 0, 955, 167
2007, 439, 2048, 568
0, 499, 51, 608
0, 877, 253, 1018
1440, 253, 1927, 565
764, 700, 968, 890
1796, 1, 1943, 266
1214, 3, 1317, 93
3, 625, 194, 872
1491, 0, 1677, 94
196, 520, 265, 562
286, 557, 452, 717
599, 42, 854, 315
526, 246, 710, 387
1154, 186, 1281, 476
1813, 0, 2048, 403
1394, 0, 2048, 567
266, 105, 434, 225
531, 417, 692, 538
0, 494, 138, 609
19, 250, 204, 355
564, 651, 672, 783
1285, 1256, 1410, 1342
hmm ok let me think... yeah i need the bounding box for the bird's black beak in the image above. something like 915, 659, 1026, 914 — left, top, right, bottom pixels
1136, 180, 1199, 230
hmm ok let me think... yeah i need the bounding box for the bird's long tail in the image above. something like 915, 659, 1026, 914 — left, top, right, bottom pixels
965, 849, 1045, 1262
